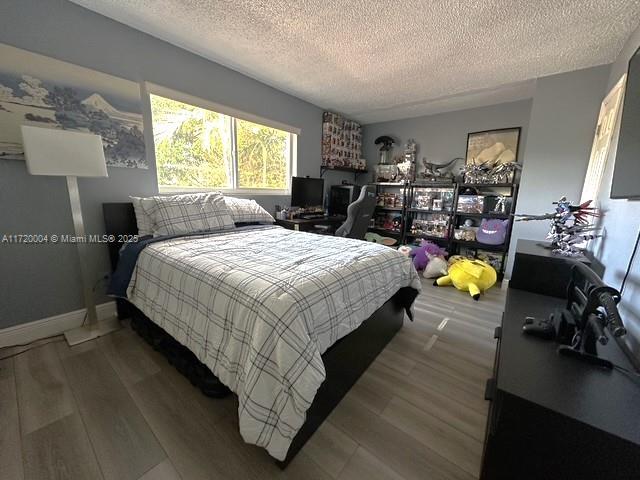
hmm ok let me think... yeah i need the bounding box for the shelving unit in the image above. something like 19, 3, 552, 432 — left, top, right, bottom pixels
368, 182, 408, 240
365, 180, 519, 276
404, 182, 456, 247
319, 165, 368, 182
451, 183, 519, 277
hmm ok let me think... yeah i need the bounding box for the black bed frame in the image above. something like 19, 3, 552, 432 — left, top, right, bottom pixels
103, 202, 413, 468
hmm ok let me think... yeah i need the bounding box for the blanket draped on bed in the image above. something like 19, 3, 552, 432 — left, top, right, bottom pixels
110, 225, 421, 460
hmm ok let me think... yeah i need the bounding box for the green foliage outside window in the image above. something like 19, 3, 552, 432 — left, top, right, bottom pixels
150, 94, 290, 191
237, 119, 288, 189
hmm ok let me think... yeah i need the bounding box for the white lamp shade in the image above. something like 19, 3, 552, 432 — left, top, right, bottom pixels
21, 125, 108, 177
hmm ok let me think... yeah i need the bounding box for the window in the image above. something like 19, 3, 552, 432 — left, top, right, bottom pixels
580, 74, 626, 203
149, 91, 296, 193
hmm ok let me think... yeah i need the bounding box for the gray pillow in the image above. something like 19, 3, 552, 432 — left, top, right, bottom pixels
130, 196, 156, 237
224, 196, 275, 224
149, 192, 235, 236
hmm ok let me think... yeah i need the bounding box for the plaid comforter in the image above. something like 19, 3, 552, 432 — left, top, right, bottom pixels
126, 225, 421, 460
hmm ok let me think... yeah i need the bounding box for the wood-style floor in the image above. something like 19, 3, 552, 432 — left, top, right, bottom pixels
0, 280, 505, 480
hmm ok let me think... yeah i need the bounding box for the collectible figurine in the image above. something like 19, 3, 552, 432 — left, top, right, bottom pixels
420, 157, 462, 181
374, 135, 394, 165
493, 195, 507, 213
514, 196, 601, 256
463, 161, 489, 183
463, 161, 520, 184
488, 162, 521, 184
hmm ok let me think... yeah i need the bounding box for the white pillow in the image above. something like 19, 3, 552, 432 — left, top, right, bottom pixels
149, 192, 235, 236
130, 196, 156, 237
224, 196, 275, 224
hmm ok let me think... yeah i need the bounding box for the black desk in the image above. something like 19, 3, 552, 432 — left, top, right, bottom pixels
482, 288, 640, 479
275, 216, 345, 232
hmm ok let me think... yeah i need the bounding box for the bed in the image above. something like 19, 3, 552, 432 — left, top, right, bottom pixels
103, 202, 421, 467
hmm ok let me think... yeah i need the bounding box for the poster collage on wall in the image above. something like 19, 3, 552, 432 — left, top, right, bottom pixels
321, 111, 365, 171
0, 43, 147, 169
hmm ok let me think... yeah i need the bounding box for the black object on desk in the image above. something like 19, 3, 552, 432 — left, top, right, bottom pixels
275, 216, 345, 232
482, 280, 640, 479
510, 239, 591, 297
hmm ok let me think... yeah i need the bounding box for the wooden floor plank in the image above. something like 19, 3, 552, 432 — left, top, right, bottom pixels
14, 342, 75, 435
424, 342, 492, 384
410, 360, 488, 414
22, 413, 103, 480
97, 328, 162, 387
129, 371, 261, 480
432, 335, 495, 370
0, 358, 24, 480
346, 374, 394, 414
329, 395, 475, 480
381, 396, 483, 477
373, 347, 416, 375
59, 348, 166, 480
365, 362, 486, 441
138, 458, 181, 480
432, 319, 496, 351
303, 416, 358, 478
338, 446, 406, 480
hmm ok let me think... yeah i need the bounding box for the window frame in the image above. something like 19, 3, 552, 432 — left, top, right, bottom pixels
147, 83, 299, 195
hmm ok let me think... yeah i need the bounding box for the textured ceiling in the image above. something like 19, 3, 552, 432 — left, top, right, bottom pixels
70, 0, 640, 123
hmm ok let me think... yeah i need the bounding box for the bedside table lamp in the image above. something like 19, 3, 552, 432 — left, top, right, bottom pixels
21, 125, 120, 346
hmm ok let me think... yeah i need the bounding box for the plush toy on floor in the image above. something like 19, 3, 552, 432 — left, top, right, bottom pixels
409, 240, 449, 279
423, 255, 448, 279
433, 257, 497, 300
410, 240, 447, 271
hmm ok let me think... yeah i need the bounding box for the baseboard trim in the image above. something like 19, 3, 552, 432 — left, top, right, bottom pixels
0, 302, 117, 348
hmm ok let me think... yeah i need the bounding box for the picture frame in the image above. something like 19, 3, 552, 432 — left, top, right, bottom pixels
0, 43, 146, 168
465, 127, 521, 167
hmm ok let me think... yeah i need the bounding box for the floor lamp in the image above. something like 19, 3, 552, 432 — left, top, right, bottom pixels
21, 125, 120, 346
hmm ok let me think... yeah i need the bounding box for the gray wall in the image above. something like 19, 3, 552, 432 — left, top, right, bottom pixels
506, 65, 610, 274
362, 100, 533, 179
591, 24, 640, 355
0, 0, 351, 328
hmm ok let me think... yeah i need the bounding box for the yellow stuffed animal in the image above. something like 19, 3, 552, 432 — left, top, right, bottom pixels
433, 258, 497, 301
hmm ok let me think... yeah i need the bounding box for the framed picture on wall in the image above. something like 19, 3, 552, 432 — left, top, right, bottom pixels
465, 127, 521, 167
0, 43, 146, 168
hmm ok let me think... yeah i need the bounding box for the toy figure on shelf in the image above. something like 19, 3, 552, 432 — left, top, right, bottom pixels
463, 160, 520, 184
419, 157, 462, 181
404, 138, 417, 163
493, 195, 507, 213
489, 162, 521, 184
514, 196, 601, 257
374, 135, 397, 182
463, 161, 489, 183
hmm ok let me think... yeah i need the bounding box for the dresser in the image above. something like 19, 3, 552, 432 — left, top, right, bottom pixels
481, 262, 640, 479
